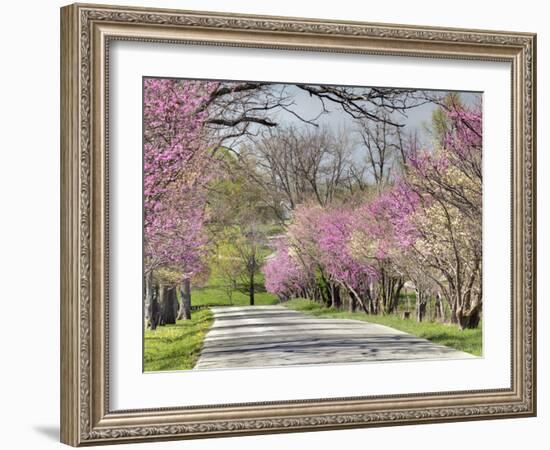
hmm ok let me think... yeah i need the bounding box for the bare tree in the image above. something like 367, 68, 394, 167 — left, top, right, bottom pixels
233, 224, 266, 306
239, 126, 355, 218
355, 114, 406, 187
295, 85, 430, 125
202, 82, 319, 151
201, 83, 429, 154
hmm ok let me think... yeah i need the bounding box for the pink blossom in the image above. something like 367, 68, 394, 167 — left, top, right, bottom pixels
143, 78, 218, 278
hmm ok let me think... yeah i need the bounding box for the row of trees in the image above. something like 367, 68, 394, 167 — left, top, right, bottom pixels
263, 98, 482, 329
142, 79, 290, 327
143, 76, 482, 332
143, 78, 217, 329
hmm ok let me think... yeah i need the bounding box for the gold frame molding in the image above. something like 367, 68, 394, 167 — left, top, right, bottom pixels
60, 3, 536, 446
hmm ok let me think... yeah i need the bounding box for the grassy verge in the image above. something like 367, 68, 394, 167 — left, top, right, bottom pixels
143, 271, 278, 371
192, 272, 279, 307
144, 309, 214, 371
283, 298, 482, 356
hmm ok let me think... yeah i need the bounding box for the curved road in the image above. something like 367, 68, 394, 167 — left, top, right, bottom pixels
194, 305, 474, 370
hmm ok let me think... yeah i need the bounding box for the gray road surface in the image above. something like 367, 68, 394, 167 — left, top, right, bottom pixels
194, 305, 474, 370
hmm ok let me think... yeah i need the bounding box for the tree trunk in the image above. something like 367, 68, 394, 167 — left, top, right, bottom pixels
330, 284, 341, 309
147, 278, 160, 330
376, 273, 386, 314
318, 272, 331, 306
349, 293, 357, 313
376, 273, 404, 314
365, 284, 376, 314
249, 272, 255, 305
313, 286, 320, 302
368, 295, 374, 314
457, 302, 482, 329
172, 287, 179, 320
144, 271, 153, 328
177, 278, 192, 320
435, 292, 445, 322
415, 288, 427, 322
157, 285, 166, 326
159, 285, 177, 325
450, 296, 459, 324
168, 286, 178, 323
150, 285, 160, 330
391, 278, 405, 313
343, 283, 369, 314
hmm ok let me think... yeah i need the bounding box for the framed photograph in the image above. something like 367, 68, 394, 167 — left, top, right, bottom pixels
60, 3, 536, 446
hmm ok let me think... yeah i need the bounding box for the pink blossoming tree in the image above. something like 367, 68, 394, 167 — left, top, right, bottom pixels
143, 78, 218, 327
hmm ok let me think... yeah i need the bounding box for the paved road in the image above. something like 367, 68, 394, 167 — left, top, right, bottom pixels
194, 305, 474, 370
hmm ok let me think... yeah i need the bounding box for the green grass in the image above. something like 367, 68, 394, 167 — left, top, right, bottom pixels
283, 298, 482, 356
143, 309, 214, 371
144, 234, 279, 372
143, 270, 279, 371
192, 272, 280, 307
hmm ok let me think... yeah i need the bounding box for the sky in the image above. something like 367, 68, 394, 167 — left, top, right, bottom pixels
267, 84, 481, 149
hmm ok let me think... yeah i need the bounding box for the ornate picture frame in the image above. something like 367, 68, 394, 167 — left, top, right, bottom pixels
60, 3, 536, 446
